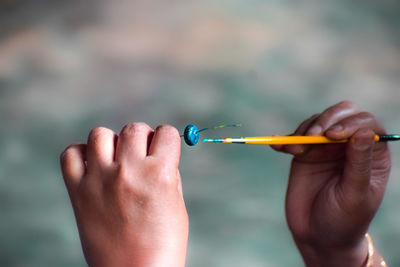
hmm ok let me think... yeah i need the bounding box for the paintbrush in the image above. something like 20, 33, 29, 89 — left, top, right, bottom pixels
203, 135, 400, 145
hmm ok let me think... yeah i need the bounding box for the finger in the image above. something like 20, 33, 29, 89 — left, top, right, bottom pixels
87, 127, 118, 172
116, 122, 153, 162
294, 113, 321, 136
306, 101, 360, 136
270, 134, 285, 152
277, 114, 320, 155
272, 145, 305, 156
341, 129, 375, 197
148, 125, 181, 167
326, 112, 386, 140
177, 169, 184, 199
60, 143, 86, 189
270, 144, 284, 152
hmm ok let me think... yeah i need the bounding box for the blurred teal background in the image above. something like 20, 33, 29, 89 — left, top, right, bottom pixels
1, 0, 400, 266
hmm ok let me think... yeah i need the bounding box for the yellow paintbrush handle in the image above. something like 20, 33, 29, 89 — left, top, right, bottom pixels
239, 135, 381, 145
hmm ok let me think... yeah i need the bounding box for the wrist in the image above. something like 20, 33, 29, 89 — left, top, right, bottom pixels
294, 237, 368, 267
128, 246, 187, 267
86, 246, 187, 267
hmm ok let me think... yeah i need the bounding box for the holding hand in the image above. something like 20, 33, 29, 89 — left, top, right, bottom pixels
60, 123, 188, 267
272, 101, 391, 267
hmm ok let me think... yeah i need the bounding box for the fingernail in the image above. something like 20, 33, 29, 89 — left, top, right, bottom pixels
307, 125, 322, 136
290, 145, 306, 155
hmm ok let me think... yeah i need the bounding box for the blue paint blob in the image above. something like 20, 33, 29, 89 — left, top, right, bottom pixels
184, 124, 199, 146
182, 123, 241, 146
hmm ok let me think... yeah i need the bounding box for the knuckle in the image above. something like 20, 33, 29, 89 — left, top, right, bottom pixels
113, 160, 179, 200
316, 112, 330, 124
115, 163, 130, 182
148, 160, 178, 188
113, 164, 153, 199
295, 113, 320, 134
111, 165, 133, 192
337, 100, 357, 110
301, 113, 319, 126
114, 164, 140, 190
358, 111, 375, 120
310, 113, 320, 119
89, 127, 112, 141
320, 101, 358, 123
60, 147, 70, 162
60, 144, 78, 162
155, 124, 180, 139
121, 122, 151, 136
155, 174, 178, 189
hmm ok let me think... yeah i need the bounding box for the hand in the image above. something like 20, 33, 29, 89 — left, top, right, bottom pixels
272, 101, 391, 267
60, 123, 188, 267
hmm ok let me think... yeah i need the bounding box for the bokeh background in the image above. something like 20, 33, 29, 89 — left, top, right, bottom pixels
1, 0, 400, 266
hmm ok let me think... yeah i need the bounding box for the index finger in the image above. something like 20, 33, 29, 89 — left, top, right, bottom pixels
148, 125, 181, 166
116, 122, 153, 162
325, 112, 387, 140
306, 101, 360, 136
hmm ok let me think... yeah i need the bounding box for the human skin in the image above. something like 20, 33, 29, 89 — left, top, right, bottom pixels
60, 123, 188, 267
272, 101, 390, 266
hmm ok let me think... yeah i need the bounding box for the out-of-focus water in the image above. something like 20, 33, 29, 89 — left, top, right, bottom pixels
1, 1, 400, 266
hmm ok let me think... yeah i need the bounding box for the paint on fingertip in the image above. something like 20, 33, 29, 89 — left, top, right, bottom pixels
298, 144, 307, 154
291, 145, 305, 155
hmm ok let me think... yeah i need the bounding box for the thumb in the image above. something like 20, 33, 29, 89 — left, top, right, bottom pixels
341, 129, 375, 197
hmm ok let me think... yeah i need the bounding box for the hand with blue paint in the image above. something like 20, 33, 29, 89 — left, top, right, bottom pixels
272, 101, 390, 267
60, 123, 188, 267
